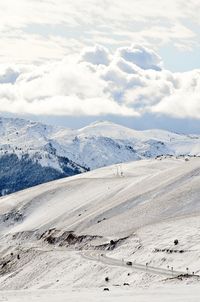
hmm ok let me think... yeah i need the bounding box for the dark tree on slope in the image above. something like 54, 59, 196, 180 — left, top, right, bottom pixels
0, 154, 87, 196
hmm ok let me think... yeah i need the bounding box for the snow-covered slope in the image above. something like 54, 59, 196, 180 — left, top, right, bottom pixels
0, 157, 199, 294
0, 116, 200, 196
1, 156, 200, 235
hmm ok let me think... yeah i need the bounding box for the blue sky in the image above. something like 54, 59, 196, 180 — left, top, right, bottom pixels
0, 0, 200, 133
160, 45, 200, 72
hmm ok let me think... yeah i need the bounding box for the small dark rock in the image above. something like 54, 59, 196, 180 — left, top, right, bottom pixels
174, 239, 179, 246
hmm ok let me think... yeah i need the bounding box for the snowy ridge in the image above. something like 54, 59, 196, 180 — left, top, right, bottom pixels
0, 116, 200, 195
0, 117, 200, 167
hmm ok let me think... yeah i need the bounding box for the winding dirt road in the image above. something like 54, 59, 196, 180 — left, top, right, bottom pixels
81, 250, 187, 277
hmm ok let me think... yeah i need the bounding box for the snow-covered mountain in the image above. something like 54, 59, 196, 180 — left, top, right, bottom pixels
0, 116, 200, 196
0, 157, 200, 295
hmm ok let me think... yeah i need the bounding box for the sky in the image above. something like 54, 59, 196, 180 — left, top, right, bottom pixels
0, 0, 200, 133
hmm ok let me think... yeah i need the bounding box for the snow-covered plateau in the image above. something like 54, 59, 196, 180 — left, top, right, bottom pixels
0, 156, 200, 300
0, 116, 200, 196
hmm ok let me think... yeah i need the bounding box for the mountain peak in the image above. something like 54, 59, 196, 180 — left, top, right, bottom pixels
87, 120, 117, 127
0, 115, 199, 197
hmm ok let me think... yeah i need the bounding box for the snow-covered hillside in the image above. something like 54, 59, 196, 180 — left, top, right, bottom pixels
0, 116, 200, 196
0, 157, 199, 297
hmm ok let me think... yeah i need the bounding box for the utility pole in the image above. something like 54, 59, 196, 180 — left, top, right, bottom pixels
116, 165, 119, 177
115, 164, 124, 177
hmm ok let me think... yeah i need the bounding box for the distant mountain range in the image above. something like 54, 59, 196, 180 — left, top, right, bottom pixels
0, 116, 199, 196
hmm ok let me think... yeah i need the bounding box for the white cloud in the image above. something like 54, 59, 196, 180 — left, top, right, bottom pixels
153, 93, 200, 118
152, 70, 200, 118
0, 95, 136, 117
80, 44, 111, 66
0, 0, 199, 63
115, 45, 163, 71
0, 44, 200, 119
0, 65, 26, 84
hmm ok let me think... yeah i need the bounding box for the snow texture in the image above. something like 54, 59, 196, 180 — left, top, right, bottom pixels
0, 157, 199, 300
0, 116, 200, 195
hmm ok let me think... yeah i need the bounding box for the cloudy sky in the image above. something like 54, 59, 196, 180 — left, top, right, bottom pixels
0, 0, 200, 133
